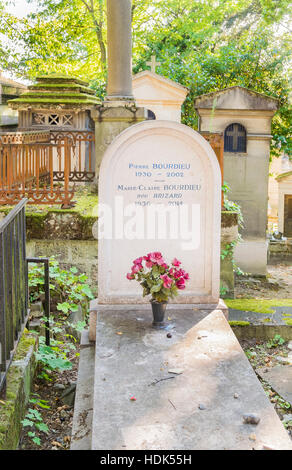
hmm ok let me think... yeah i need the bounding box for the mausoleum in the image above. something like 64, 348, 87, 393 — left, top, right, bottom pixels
8, 73, 100, 131
132, 69, 188, 122
194, 86, 278, 275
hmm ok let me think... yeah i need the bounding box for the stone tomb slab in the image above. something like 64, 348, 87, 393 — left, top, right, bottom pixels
256, 365, 292, 405
91, 309, 292, 450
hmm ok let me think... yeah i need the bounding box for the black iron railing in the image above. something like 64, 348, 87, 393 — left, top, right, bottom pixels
26, 258, 50, 347
0, 198, 29, 395
0, 200, 51, 396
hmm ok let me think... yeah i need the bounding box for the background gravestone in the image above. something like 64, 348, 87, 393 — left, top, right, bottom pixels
98, 120, 221, 305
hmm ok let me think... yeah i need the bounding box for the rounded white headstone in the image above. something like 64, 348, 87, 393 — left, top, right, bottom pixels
98, 120, 221, 305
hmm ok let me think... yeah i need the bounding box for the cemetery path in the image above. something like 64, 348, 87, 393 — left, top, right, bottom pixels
235, 264, 292, 299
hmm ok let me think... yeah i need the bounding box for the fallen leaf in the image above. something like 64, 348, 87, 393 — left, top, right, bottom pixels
116, 332, 123, 335
249, 433, 257, 441
64, 436, 71, 443
51, 441, 62, 447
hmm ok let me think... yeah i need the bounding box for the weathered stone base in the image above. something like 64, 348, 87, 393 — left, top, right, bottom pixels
0, 331, 38, 450
91, 308, 292, 450
268, 239, 292, 265
88, 299, 228, 342
231, 323, 292, 342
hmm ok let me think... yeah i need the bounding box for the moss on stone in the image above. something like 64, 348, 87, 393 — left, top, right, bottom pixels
0, 190, 98, 241
26, 212, 46, 239
8, 74, 100, 109
0, 331, 37, 450
225, 298, 292, 314
17, 92, 98, 101
14, 330, 38, 361
9, 97, 100, 105
36, 73, 89, 86
221, 211, 238, 228
29, 83, 95, 94
228, 320, 250, 326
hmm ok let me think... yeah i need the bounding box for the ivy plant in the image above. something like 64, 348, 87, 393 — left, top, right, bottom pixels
28, 257, 94, 318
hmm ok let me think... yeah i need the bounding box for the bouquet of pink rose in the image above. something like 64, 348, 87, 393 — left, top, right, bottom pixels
126, 252, 189, 303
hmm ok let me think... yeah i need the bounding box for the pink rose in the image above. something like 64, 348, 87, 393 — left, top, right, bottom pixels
160, 274, 173, 289
176, 278, 186, 290
126, 273, 134, 280
131, 264, 142, 274
133, 257, 143, 265
172, 258, 181, 267
149, 252, 164, 265
174, 268, 189, 280
174, 269, 182, 279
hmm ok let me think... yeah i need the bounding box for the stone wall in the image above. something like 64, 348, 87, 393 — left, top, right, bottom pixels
0, 331, 38, 450
268, 240, 292, 265
26, 239, 98, 295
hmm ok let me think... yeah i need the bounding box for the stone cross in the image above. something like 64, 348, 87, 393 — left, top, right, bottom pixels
146, 55, 161, 74
226, 124, 245, 149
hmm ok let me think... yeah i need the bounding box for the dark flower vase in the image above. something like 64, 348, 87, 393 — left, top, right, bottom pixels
151, 300, 168, 327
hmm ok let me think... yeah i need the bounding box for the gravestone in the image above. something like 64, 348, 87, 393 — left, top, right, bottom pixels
97, 120, 221, 306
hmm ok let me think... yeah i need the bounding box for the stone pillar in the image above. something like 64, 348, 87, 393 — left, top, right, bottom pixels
91, 106, 146, 186
90, 0, 147, 187
106, 0, 134, 102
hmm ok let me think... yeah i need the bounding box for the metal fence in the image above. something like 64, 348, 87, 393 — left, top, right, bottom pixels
0, 198, 28, 395
0, 130, 95, 206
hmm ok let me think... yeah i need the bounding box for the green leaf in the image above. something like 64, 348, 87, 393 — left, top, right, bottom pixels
32, 437, 41, 446
21, 419, 34, 427
57, 302, 70, 313
36, 422, 49, 433
150, 283, 162, 293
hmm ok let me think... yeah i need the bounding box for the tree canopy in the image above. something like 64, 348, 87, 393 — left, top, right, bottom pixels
0, 0, 291, 156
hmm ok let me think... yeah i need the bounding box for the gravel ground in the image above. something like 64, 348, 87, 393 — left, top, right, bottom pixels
235, 264, 292, 299
239, 337, 292, 440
